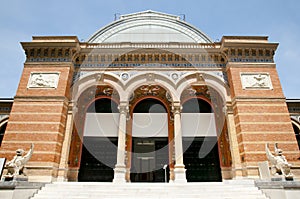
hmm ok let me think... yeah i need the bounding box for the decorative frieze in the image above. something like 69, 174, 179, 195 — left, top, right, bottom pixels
28, 72, 60, 88
74, 52, 226, 69
24, 48, 76, 63
74, 62, 226, 69
223, 47, 276, 63
240, 73, 273, 90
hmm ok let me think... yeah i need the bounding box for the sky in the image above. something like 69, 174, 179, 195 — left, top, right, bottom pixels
0, 0, 299, 98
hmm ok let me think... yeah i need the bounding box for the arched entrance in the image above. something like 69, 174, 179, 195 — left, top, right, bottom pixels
78, 98, 119, 182
0, 118, 8, 146
130, 98, 170, 182
181, 87, 222, 182
292, 122, 300, 150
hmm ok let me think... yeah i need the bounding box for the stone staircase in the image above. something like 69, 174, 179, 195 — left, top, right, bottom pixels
31, 180, 269, 199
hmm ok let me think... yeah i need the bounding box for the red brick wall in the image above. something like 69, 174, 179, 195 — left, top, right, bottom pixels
227, 64, 299, 166
0, 63, 73, 174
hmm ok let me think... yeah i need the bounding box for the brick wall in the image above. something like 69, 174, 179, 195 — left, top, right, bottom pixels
227, 63, 299, 170
0, 63, 74, 180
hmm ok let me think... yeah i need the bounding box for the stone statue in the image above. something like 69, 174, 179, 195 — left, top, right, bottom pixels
4, 144, 34, 178
265, 143, 293, 180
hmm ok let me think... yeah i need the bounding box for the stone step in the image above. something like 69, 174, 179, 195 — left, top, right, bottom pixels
31, 181, 269, 199
33, 194, 268, 199
35, 191, 265, 195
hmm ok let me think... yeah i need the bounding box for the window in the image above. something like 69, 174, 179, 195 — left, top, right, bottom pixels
292, 123, 300, 150
0, 120, 8, 146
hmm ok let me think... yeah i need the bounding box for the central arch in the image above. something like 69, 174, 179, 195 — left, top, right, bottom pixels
127, 84, 173, 182
130, 98, 170, 182
181, 97, 222, 182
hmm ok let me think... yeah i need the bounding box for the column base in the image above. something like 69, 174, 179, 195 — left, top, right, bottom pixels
174, 164, 187, 183
57, 176, 67, 182
113, 165, 126, 183
57, 169, 68, 182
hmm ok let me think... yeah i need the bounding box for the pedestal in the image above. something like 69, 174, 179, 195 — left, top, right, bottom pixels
2, 174, 28, 182
113, 165, 127, 183
174, 164, 187, 183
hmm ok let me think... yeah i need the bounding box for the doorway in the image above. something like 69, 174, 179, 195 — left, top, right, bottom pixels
130, 137, 169, 182
130, 98, 170, 182
182, 98, 222, 182
78, 98, 119, 182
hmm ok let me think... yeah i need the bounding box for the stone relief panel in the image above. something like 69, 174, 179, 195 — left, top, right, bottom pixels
28, 73, 60, 88
240, 73, 273, 90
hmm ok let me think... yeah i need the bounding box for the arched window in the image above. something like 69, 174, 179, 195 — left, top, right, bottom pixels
182, 98, 212, 113
292, 123, 300, 150
0, 118, 8, 146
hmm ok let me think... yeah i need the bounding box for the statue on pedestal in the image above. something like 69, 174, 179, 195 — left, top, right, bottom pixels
3, 144, 34, 181
265, 143, 293, 180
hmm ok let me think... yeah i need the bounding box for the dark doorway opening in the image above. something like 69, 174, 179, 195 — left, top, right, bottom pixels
131, 98, 169, 182
78, 98, 119, 182
130, 137, 169, 182
78, 137, 117, 182
183, 137, 222, 182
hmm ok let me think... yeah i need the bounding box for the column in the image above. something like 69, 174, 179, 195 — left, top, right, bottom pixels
225, 105, 243, 178
113, 102, 128, 183
57, 101, 74, 181
172, 102, 187, 183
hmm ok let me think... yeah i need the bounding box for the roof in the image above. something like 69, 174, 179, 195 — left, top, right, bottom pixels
87, 10, 213, 44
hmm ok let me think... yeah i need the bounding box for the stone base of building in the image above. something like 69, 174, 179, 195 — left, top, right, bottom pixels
255, 180, 300, 199
0, 181, 44, 199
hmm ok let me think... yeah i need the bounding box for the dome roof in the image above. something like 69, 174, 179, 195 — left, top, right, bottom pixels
87, 10, 213, 43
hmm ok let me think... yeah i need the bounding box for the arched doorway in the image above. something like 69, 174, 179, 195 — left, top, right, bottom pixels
292, 122, 300, 150
78, 98, 119, 182
130, 98, 170, 182
181, 97, 222, 182
0, 118, 8, 146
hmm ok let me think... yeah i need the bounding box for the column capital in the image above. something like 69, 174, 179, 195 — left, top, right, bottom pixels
224, 102, 233, 114
172, 102, 182, 114
118, 102, 129, 114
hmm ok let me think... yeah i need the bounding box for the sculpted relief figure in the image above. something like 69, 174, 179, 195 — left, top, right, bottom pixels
265, 143, 293, 180
29, 73, 59, 88
5, 144, 34, 177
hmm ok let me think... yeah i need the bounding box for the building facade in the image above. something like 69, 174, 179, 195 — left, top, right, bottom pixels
0, 11, 299, 183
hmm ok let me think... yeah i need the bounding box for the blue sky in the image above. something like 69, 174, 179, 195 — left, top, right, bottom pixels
0, 0, 299, 98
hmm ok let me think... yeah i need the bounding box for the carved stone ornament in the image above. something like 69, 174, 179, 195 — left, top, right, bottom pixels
241, 73, 272, 90
28, 73, 60, 88
3, 144, 34, 181
265, 143, 293, 180
171, 73, 179, 81
120, 72, 129, 81
140, 85, 160, 95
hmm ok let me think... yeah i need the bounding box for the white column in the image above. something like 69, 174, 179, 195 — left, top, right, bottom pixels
172, 102, 187, 183
113, 102, 128, 183
57, 101, 74, 182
